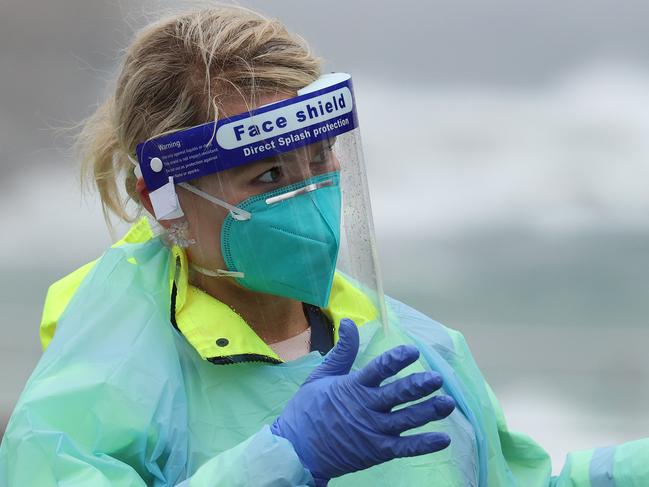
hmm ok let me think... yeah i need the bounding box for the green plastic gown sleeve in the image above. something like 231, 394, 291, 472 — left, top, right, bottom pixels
549, 437, 649, 487
176, 426, 314, 487
0, 241, 314, 487
1, 421, 311, 487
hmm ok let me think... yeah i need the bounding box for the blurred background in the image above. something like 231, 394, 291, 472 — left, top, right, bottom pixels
1, 0, 648, 474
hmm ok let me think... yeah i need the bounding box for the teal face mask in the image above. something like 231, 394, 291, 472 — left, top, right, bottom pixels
219, 172, 341, 307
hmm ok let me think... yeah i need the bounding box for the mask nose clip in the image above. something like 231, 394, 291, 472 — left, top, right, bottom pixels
265, 178, 335, 205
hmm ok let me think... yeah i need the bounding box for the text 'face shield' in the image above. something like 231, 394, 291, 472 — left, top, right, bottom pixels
135, 73, 387, 327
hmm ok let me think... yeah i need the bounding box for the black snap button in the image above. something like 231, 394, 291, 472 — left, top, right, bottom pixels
216, 338, 229, 347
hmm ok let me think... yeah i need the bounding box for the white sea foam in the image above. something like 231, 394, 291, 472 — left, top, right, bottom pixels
355, 62, 649, 239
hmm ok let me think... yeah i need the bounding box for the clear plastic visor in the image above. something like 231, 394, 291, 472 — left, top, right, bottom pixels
134, 74, 387, 331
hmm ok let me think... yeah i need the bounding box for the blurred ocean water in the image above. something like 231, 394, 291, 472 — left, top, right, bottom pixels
2, 65, 648, 473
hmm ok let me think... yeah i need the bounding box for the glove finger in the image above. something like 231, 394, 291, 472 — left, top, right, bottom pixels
370, 371, 443, 411
305, 318, 359, 383
379, 395, 455, 435
356, 345, 420, 387
389, 431, 452, 459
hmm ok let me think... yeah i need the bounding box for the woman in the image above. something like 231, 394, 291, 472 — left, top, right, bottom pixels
0, 6, 646, 487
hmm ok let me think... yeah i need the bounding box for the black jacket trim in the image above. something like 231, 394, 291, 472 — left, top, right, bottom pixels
207, 354, 282, 365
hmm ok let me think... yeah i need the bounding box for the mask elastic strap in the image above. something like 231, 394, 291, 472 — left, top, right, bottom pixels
127, 154, 251, 221
127, 154, 143, 178
191, 263, 245, 279
177, 183, 251, 221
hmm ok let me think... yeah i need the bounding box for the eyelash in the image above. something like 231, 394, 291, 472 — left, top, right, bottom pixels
256, 166, 282, 184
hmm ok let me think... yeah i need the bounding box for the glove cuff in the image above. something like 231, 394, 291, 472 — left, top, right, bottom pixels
313, 476, 330, 487
269, 418, 283, 438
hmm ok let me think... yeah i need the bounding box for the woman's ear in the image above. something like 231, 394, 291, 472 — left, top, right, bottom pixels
135, 177, 153, 214
135, 177, 172, 229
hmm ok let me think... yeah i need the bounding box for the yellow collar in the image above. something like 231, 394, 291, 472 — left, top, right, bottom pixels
39, 217, 378, 362
170, 244, 378, 363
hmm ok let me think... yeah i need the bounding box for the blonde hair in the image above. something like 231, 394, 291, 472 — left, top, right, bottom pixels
77, 6, 321, 224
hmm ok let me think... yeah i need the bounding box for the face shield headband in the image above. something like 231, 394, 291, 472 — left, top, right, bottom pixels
131, 73, 357, 221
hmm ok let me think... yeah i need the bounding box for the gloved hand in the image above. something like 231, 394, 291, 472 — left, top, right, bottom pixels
270, 318, 455, 486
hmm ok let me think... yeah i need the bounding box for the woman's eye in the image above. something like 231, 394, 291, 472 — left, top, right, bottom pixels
256, 166, 282, 183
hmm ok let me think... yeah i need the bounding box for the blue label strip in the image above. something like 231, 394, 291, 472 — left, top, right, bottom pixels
136, 78, 358, 192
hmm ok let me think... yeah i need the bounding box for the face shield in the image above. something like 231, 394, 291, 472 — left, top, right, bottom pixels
133, 73, 387, 329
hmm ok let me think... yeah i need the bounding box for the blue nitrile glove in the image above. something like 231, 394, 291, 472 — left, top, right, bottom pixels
270, 318, 455, 486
